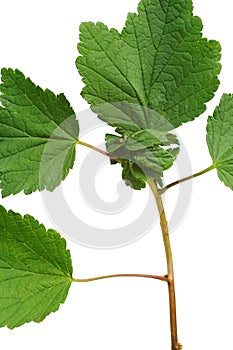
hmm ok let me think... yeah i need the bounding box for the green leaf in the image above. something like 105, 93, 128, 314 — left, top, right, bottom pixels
105, 130, 179, 189
207, 94, 233, 190
0, 68, 79, 197
121, 161, 148, 190
0, 205, 73, 329
76, 0, 221, 131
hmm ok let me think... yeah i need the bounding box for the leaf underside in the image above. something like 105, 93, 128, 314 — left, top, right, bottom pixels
207, 94, 233, 190
0, 68, 79, 197
0, 205, 73, 329
76, 0, 221, 188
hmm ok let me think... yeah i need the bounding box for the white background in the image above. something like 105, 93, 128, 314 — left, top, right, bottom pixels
0, 0, 233, 349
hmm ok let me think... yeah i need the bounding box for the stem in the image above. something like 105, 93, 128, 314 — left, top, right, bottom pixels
148, 180, 182, 350
159, 164, 215, 195
73, 273, 168, 283
77, 140, 119, 161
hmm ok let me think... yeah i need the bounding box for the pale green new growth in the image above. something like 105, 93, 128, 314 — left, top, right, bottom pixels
0, 69, 79, 197
105, 130, 179, 188
207, 94, 233, 190
0, 206, 73, 329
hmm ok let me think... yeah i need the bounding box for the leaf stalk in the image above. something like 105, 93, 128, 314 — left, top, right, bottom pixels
76, 140, 112, 158
159, 164, 215, 195
72, 273, 168, 283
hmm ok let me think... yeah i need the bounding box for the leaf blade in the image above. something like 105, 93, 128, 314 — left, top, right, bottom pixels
0, 205, 73, 329
206, 94, 233, 190
77, 0, 221, 130
0, 68, 79, 197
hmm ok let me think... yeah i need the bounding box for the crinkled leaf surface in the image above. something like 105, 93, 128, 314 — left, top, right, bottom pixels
207, 94, 233, 190
106, 130, 179, 189
77, 0, 221, 131
0, 68, 79, 197
0, 205, 73, 329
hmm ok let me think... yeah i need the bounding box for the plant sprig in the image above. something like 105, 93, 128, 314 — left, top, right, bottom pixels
0, 1, 233, 350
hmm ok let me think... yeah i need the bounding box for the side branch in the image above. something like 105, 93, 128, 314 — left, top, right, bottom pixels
72, 274, 168, 283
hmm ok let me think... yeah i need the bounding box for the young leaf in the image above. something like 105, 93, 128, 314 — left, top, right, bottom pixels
0, 205, 73, 329
106, 130, 179, 189
207, 94, 233, 190
76, 0, 221, 131
0, 68, 79, 197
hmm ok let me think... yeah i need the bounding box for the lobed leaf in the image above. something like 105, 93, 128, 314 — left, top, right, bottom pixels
77, 0, 221, 131
0, 68, 79, 197
77, 0, 221, 188
0, 205, 73, 329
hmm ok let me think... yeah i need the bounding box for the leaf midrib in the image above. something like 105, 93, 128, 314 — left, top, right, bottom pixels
145, 0, 171, 104
0, 136, 77, 142
0, 267, 71, 281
